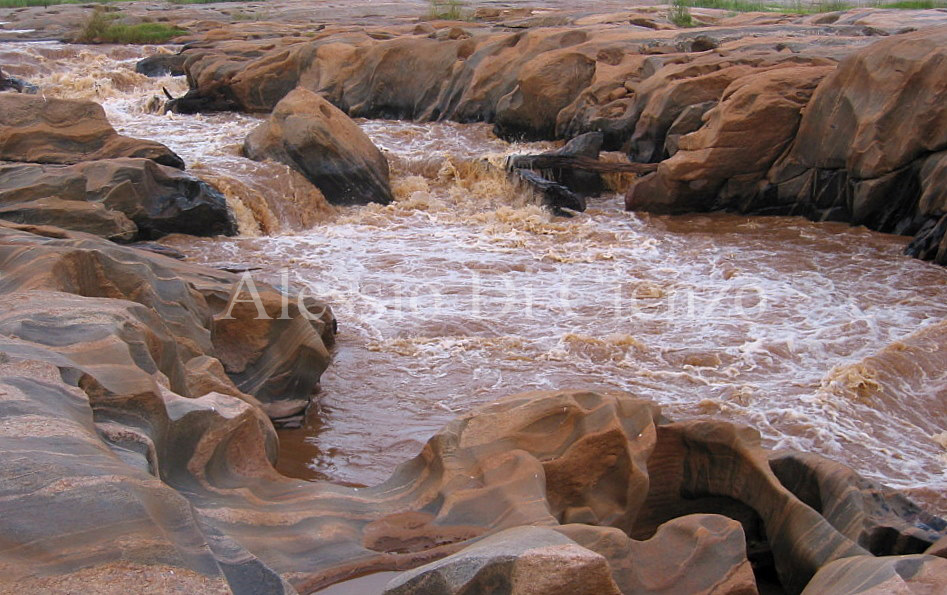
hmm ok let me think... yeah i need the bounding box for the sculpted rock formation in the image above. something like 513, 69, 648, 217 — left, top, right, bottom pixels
0, 223, 334, 418
624, 25, 947, 265
0, 92, 237, 239
625, 65, 833, 214
0, 159, 236, 240
383, 527, 624, 595
0, 93, 184, 169
0, 308, 943, 595
244, 87, 393, 205
158, 10, 947, 264
164, 19, 892, 143
2, 6, 947, 595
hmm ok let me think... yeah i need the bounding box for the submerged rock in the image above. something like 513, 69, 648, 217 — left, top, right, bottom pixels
0, 159, 236, 240
244, 87, 393, 206
135, 52, 187, 77
0, 94, 184, 169
0, 66, 38, 94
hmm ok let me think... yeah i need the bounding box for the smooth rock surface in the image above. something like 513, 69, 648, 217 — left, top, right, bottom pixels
0, 159, 236, 239
383, 526, 622, 595
244, 87, 393, 205
0, 93, 184, 169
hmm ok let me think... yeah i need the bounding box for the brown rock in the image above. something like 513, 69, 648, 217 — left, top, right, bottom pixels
0, 159, 236, 239
0, 223, 334, 416
494, 50, 597, 140
626, 65, 832, 213
244, 87, 393, 205
790, 25, 947, 179
801, 554, 947, 594
383, 526, 622, 595
929, 536, 947, 558
558, 515, 758, 594
0, 94, 184, 169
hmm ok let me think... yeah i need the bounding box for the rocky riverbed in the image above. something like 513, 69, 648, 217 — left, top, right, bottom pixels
1, 1, 947, 594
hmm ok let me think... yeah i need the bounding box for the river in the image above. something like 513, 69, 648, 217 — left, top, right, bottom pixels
3, 41, 946, 515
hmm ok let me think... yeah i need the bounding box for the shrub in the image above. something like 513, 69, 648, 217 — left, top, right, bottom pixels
670, 0, 694, 27
78, 8, 186, 43
428, 0, 465, 20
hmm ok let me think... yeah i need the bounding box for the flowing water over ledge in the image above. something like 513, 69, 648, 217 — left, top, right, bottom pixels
4, 42, 946, 514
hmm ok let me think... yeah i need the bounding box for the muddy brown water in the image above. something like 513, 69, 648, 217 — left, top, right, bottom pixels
4, 42, 946, 516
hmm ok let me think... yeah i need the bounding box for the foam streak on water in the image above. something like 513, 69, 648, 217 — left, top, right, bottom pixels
4, 42, 945, 514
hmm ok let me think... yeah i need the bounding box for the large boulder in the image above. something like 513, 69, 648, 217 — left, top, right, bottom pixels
625, 65, 833, 214
244, 87, 393, 206
0, 159, 236, 240
788, 25, 947, 180
0, 94, 184, 169
494, 50, 597, 140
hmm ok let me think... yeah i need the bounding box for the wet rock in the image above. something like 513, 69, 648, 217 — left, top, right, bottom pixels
244, 87, 393, 206
788, 25, 947, 180
543, 131, 606, 196
929, 536, 947, 559
0, 159, 237, 240
0, 343, 943, 595
664, 100, 715, 157
512, 169, 586, 214
0, 66, 38, 94
383, 526, 622, 595
0, 196, 138, 242
0, 94, 184, 169
625, 66, 832, 214
135, 52, 187, 77
165, 18, 924, 150
493, 51, 597, 140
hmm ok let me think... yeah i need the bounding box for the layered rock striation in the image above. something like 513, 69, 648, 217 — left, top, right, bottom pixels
0, 94, 236, 239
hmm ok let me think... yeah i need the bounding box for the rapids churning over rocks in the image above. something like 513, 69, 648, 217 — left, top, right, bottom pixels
8, 42, 946, 514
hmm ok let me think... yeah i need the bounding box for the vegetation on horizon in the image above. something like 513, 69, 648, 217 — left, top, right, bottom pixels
684, 0, 947, 14
77, 6, 185, 43
427, 0, 467, 20
0, 0, 252, 6
670, 0, 695, 26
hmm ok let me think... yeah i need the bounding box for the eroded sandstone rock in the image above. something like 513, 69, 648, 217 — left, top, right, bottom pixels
0, 223, 334, 418
625, 65, 833, 214
0, 94, 184, 169
1, 352, 943, 594
0, 159, 236, 239
383, 526, 622, 595
244, 87, 393, 205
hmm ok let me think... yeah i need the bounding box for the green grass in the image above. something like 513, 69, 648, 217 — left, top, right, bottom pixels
166, 0, 260, 4
428, 0, 466, 20
686, 0, 947, 13
96, 22, 187, 43
77, 7, 185, 43
670, 0, 695, 26
0, 0, 252, 6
